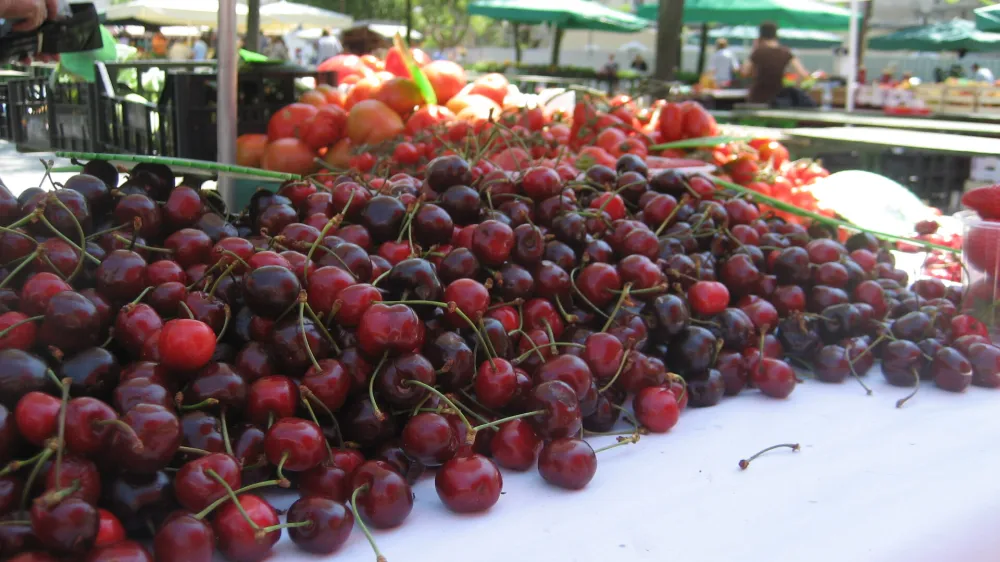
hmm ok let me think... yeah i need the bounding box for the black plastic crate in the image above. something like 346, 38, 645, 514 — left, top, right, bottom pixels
8, 77, 50, 151
814, 151, 862, 173
48, 81, 97, 151
161, 70, 336, 160
878, 150, 970, 210
0, 83, 11, 141
95, 94, 174, 157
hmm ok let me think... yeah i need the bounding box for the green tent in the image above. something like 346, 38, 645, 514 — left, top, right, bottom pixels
636, 0, 853, 30
690, 26, 842, 49
975, 5, 1000, 32
868, 19, 1000, 52
467, 0, 649, 65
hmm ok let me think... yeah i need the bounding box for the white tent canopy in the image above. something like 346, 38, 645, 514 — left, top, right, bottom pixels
103, 0, 351, 33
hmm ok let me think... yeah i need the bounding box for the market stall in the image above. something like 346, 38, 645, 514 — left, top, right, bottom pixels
3, 22, 1000, 562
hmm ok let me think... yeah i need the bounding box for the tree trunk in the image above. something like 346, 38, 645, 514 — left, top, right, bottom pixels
406, 0, 413, 44
856, 0, 875, 77
551, 25, 564, 66
696, 22, 709, 78
513, 23, 523, 63
246, 0, 261, 53
654, 0, 685, 80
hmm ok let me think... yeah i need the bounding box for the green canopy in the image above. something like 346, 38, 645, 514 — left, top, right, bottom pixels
468, 0, 648, 65
637, 0, 853, 30
974, 5, 1000, 32
690, 26, 842, 49
868, 19, 1000, 52
468, 0, 648, 32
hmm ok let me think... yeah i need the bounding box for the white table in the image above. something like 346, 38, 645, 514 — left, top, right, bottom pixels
263, 370, 1000, 562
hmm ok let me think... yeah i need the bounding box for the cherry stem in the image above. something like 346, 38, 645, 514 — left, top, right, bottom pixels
178, 446, 212, 457
389, 300, 498, 369
471, 410, 545, 432
301, 388, 344, 447
593, 433, 640, 454
45, 196, 91, 280
111, 234, 174, 254
303, 301, 340, 355
178, 397, 219, 412
653, 196, 686, 237
601, 283, 632, 333
208, 261, 239, 296
368, 352, 389, 421
305, 212, 344, 273
539, 318, 558, 355
0, 315, 42, 341
404, 379, 475, 444
738, 443, 801, 470
610, 403, 645, 438
0, 449, 47, 477
53, 378, 71, 486
93, 418, 144, 451
300, 395, 335, 461
275, 451, 290, 488
206, 468, 260, 529
128, 286, 154, 307
845, 347, 873, 396
178, 301, 195, 319
371, 268, 390, 287
351, 484, 388, 562
598, 349, 632, 394
0, 520, 29, 526
896, 368, 920, 409
298, 301, 322, 372
569, 267, 610, 319
20, 447, 53, 512
38, 480, 81, 509
257, 520, 311, 536
220, 408, 235, 458
511, 340, 585, 365
0, 249, 39, 289
216, 304, 231, 343
849, 333, 886, 367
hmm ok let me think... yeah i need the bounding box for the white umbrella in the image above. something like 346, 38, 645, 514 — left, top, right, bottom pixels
259, 1, 352, 32
618, 40, 649, 52
104, 0, 248, 27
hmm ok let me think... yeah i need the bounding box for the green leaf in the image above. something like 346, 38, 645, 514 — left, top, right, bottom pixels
649, 136, 753, 150
393, 34, 437, 106
712, 177, 960, 254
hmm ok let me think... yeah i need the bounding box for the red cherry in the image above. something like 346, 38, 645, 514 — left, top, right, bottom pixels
158, 319, 216, 372
350, 460, 414, 529
285, 496, 354, 554
246, 376, 299, 426
471, 219, 514, 267
753, 357, 797, 398
443, 279, 490, 328
688, 280, 730, 317
633, 386, 680, 433
94, 508, 126, 547
14, 391, 59, 446
264, 418, 327, 472
153, 513, 216, 562
356, 303, 425, 357
490, 419, 542, 471
401, 412, 459, 467
538, 438, 597, 490
0, 311, 37, 351
174, 453, 242, 512
474, 358, 517, 409
213, 494, 280, 562
435, 452, 503, 513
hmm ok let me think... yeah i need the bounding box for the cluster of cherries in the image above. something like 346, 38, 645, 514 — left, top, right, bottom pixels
0, 149, 996, 562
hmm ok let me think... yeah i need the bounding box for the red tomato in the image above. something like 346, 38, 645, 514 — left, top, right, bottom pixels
658, 102, 683, 143
267, 103, 318, 141
756, 140, 790, 168
681, 101, 717, 139
299, 105, 347, 151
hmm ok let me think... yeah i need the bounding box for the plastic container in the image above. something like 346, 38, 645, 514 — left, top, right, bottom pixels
959, 210, 1000, 343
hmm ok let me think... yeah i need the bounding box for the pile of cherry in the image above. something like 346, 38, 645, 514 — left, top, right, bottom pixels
0, 152, 998, 562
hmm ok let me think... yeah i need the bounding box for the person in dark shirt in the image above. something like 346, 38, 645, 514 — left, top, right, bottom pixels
742, 21, 810, 105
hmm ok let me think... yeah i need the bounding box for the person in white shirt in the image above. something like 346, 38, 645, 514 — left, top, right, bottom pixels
708, 38, 740, 87
973, 63, 995, 83
168, 39, 192, 61
315, 29, 342, 64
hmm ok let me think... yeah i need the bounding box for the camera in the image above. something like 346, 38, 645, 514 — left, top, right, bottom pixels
0, 3, 102, 62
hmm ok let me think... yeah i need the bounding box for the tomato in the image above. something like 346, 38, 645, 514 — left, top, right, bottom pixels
746, 181, 774, 197
405, 105, 455, 136
350, 152, 376, 173
346, 100, 405, 145
596, 128, 628, 155
576, 146, 616, 169
300, 105, 347, 151
658, 102, 683, 143
725, 154, 760, 185
618, 138, 648, 159
516, 106, 548, 131
548, 123, 570, 144
392, 142, 421, 165
422, 61, 466, 104
491, 147, 531, 172
756, 140, 789, 168
681, 101, 717, 139
316, 84, 344, 107
374, 77, 424, 118
317, 54, 373, 82
260, 138, 318, 175
235, 134, 268, 168
299, 90, 327, 107
446, 94, 500, 118
468, 73, 509, 106
266, 103, 318, 141
344, 76, 382, 110
323, 138, 352, 169
359, 54, 382, 71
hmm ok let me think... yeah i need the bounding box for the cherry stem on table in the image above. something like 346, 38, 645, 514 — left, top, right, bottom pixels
350, 484, 388, 562
896, 368, 920, 409
593, 434, 640, 454
738, 443, 800, 470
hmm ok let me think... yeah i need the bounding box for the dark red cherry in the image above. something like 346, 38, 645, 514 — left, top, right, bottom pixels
538, 438, 596, 490
435, 452, 503, 513
350, 460, 414, 529
286, 496, 354, 554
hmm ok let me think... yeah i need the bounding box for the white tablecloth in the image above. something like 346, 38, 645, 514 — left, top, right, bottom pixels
258, 369, 1000, 562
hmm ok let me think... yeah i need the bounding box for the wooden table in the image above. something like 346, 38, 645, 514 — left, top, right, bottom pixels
715, 108, 1000, 138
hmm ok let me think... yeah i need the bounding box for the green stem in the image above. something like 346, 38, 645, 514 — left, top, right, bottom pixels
368, 352, 390, 421
206, 469, 259, 529
350, 485, 388, 562
0, 315, 42, 340
0, 249, 39, 289
404, 379, 475, 444
598, 349, 632, 394
53, 378, 71, 487
601, 283, 632, 333
471, 410, 545, 432
298, 301, 322, 372
193, 479, 285, 520
738, 443, 800, 470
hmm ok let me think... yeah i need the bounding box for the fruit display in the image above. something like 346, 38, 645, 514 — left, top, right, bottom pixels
0, 129, 994, 561
959, 185, 1000, 336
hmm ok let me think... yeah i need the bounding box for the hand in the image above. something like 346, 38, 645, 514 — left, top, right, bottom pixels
1, 0, 58, 31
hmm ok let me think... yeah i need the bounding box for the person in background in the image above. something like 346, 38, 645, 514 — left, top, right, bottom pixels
709, 38, 739, 87
933, 67, 946, 83
151, 31, 168, 58
192, 33, 208, 61
315, 29, 342, 64
600, 54, 619, 76
742, 21, 809, 105
631, 53, 648, 73
264, 36, 289, 61
167, 38, 191, 61
973, 63, 995, 83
